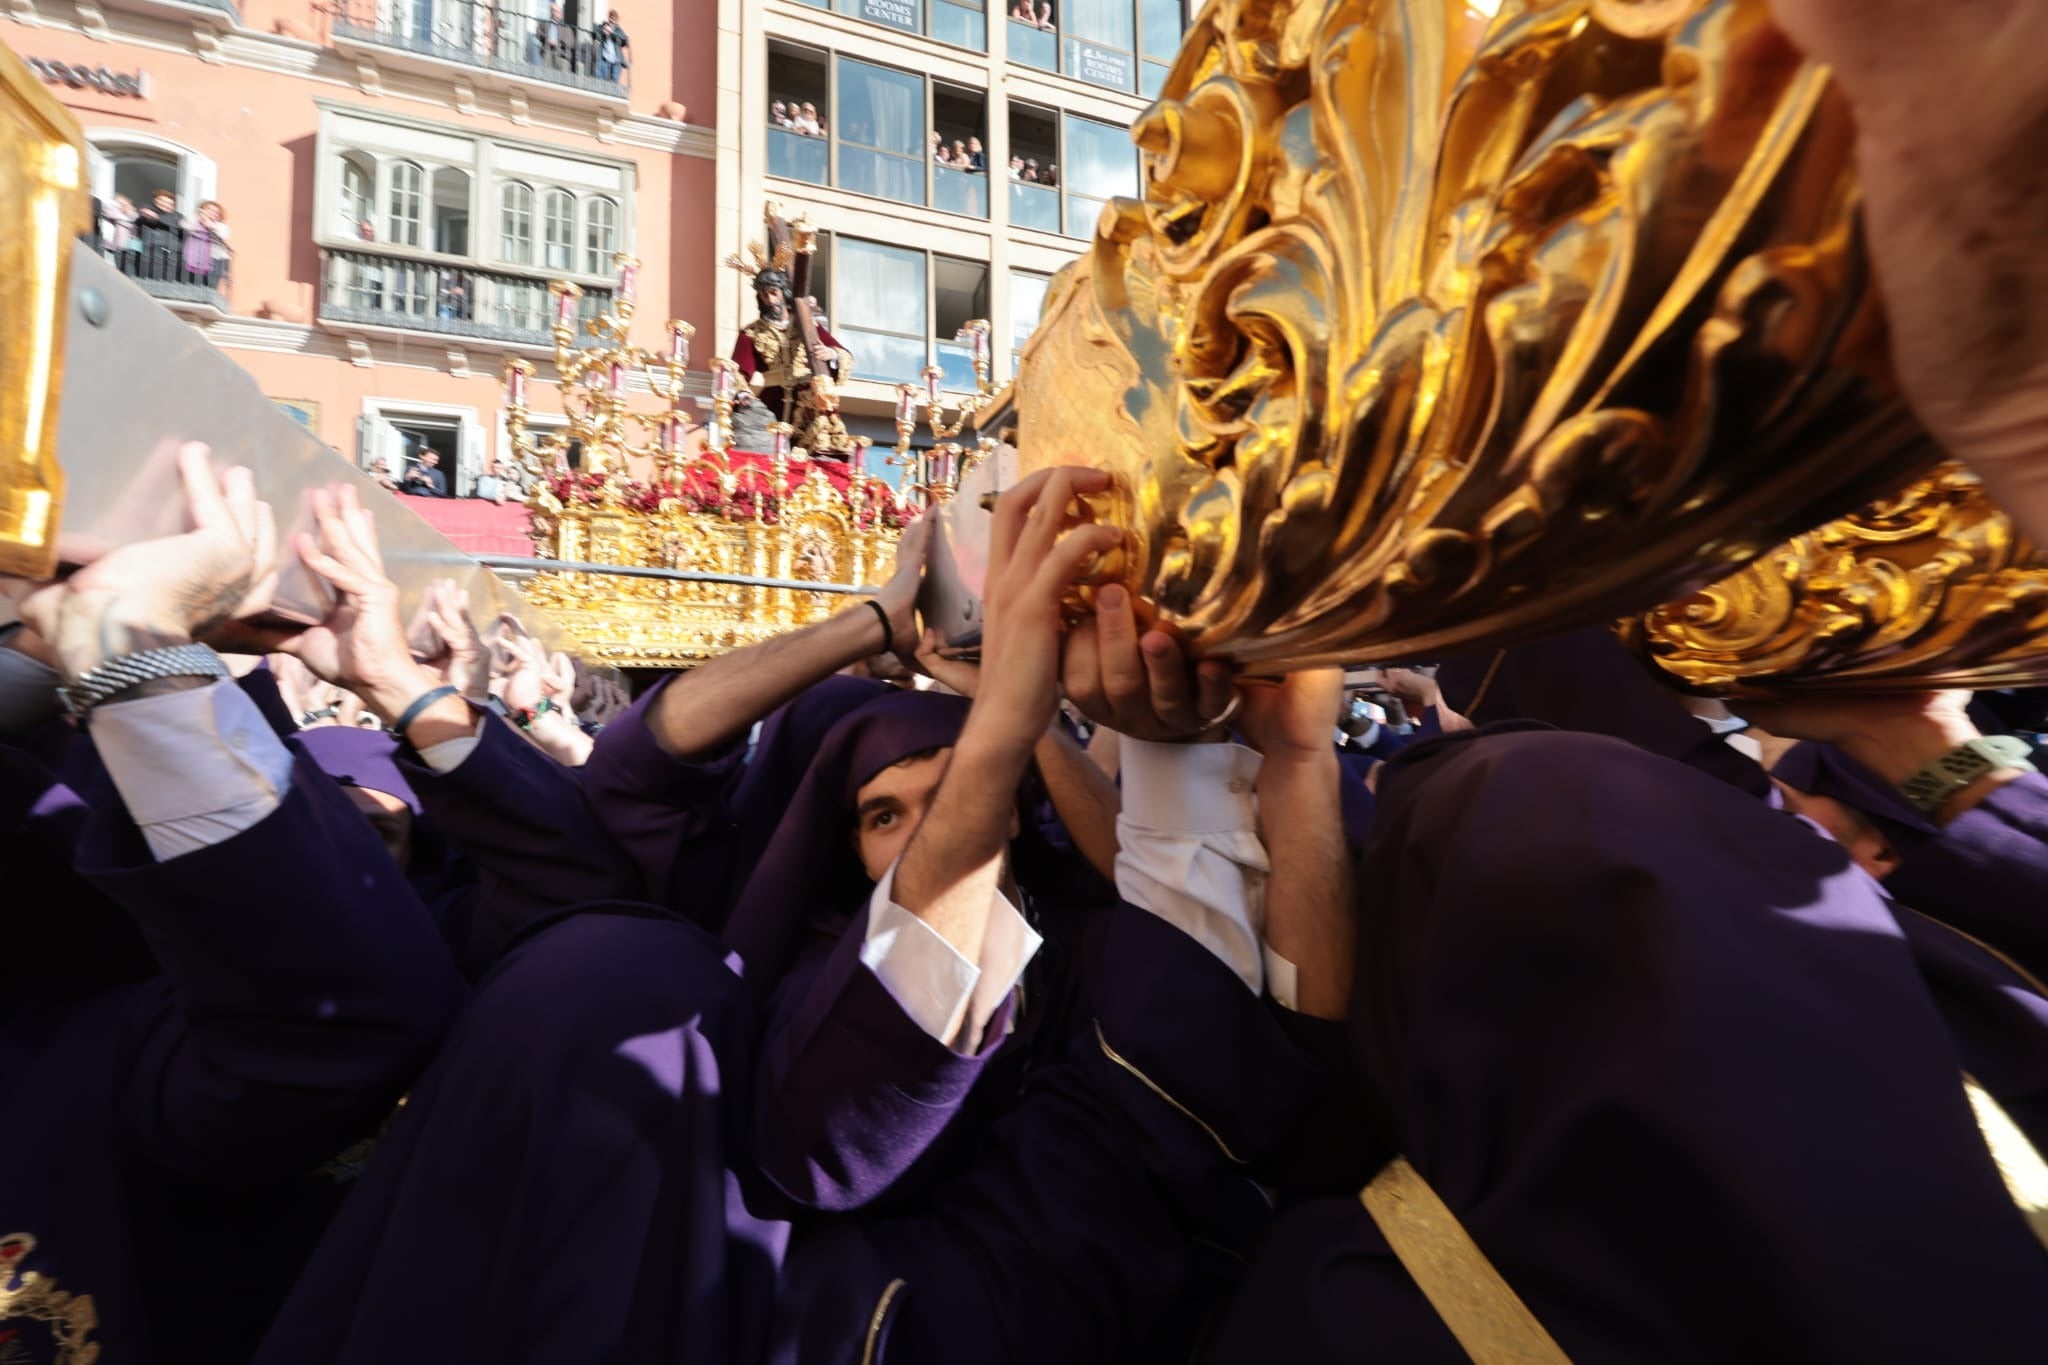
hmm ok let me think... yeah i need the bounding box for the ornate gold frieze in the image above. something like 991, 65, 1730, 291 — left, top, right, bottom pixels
0, 48, 85, 580
1011, 0, 1939, 668
518, 456, 909, 667
1624, 465, 2048, 696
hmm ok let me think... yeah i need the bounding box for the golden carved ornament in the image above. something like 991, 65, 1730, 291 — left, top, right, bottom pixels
1623, 464, 2048, 696
1010, 0, 1939, 668
0, 48, 86, 580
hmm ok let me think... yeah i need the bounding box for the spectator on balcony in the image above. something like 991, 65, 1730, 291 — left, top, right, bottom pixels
1008, 0, 1033, 21
100, 193, 140, 266
1035, 0, 1054, 28
931, 131, 951, 166
437, 274, 471, 321
1041, 162, 1059, 188
967, 136, 987, 172
949, 138, 972, 169
473, 458, 526, 504
1008, 154, 1026, 180
402, 449, 450, 499
771, 100, 792, 129
1021, 158, 1041, 183
595, 11, 631, 83
137, 189, 182, 279
792, 102, 824, 137
532, 4, 572, 72
184, 201, 232, 289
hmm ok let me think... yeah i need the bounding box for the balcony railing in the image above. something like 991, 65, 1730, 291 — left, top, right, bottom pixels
934, 164, 988, 219
1008, 19, 1057, 71
320, 247, 614, 346
768, 127, 828, 186
331, 0, 629, 97
95, 217, 230, 313
1009, 179, 1059, 233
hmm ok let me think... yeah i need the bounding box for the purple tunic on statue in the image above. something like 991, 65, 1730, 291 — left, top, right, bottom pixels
1203, 725, 2048, 1364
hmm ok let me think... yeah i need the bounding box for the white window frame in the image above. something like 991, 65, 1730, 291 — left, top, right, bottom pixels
541, 186, 576, 272
360, 397, 485, 495
499, 181, 537, 265
84, 129, 218, 214
582, 195, 619, 276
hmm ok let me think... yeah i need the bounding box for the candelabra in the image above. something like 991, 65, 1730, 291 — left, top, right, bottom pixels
503, 252, 699, 481
892, 320, 997, 506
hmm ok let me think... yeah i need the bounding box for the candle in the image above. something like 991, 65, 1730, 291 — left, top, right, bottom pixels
705, 418, 723, 452
937, 449, 957, 486
505, 362, 527, 407
669, 321, 690, 365
554, 284, 580, 329
923, 366, 942, 406
772, 424, 792, 460
896, 385, 918, 426
609, 360, 626, 395
968, 323, 989, 368
849, 438, 868, 474
713, 361, 737, 402
665, 415, 684, 451
617, 260, 638, 306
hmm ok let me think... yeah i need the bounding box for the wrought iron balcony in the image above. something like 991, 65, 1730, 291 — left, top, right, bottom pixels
94, 218, 230, 314
331, 0, 630, 98
320, 247, 615, 347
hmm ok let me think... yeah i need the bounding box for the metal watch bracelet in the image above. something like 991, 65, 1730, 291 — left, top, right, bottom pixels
59, 644, 228, 716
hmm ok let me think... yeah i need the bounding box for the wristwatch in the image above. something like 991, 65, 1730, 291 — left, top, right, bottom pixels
1897, 735, 2037, 814
59, 643, 228, 716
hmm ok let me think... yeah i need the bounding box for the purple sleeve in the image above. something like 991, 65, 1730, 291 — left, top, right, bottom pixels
75, 754, 466, 1188
399, 716, 643, 962
1886, 771, 2048, 980
812, 907, 1315, 1362
580, 676, 747, 906
753, 901, 1010, 1211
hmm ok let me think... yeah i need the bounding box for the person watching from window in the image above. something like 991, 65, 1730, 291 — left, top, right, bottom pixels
402, 449, 449, 499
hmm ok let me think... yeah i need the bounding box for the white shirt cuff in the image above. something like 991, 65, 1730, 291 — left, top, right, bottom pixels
1114, 736, 1268, 995
417, 723, 483, 773
1119, 736, 1262, 832
93, 681, 295, 861
1264, 943, 1302, 1013
0, 647, 61, 731
859, 862, 1042, 1050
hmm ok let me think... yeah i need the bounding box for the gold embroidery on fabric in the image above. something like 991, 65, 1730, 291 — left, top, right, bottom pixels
859, 1278, 905, 1365
0, 1233, 101, 1365
1093, 1019, 1242, 1164
314, 1094, 408, 1183
1358, 1159, 1571, 1365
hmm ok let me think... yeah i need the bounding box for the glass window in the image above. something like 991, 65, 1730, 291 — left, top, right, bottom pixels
499, 181, 535, 265
933, 255, 990, 392
838, 0, 923, 36
834, 237, 927, 385
1140, 0, 1180, 59
1062, 0, 1137, 90
583, 196, 618, 276
1009, 269, 1050, 377
931, 0, 986, 50
430, 167, 470, 256
769, 128, 829, 185
1062, 113, 1137, 236
542, 188, 575, 272
1009, 16, 1057, 71
836, 58, 926, 207
387, 160, 424, 247
339, 154, 375, 239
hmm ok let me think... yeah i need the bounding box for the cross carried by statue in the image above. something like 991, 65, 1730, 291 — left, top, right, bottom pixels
725, 205, 855, 461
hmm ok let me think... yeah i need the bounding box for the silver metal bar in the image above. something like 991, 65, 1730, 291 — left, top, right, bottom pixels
475, 556, 875, 595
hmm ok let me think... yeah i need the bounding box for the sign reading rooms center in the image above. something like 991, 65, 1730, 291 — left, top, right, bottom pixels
1064, 40, 1135, 93
858, 0, 921, 33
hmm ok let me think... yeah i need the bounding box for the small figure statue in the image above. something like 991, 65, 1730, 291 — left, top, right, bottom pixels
731, 265, 854, 460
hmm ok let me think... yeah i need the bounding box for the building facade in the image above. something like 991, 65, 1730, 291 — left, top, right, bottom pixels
7, 0, 1179, 495
7, 0, 717, 494
714, 0, 1185, 447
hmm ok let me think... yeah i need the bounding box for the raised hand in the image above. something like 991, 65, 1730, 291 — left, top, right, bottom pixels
871, 510, 934, 660
275, 485, 446, 729
969, 466, 1123, 757
1768, 0, 2048, 485
914, 624, 980, 698
1062, 582, 1235, 742
420, 579, 490, 702
1236, 668, 1345, 764
21, 444, 278, 683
